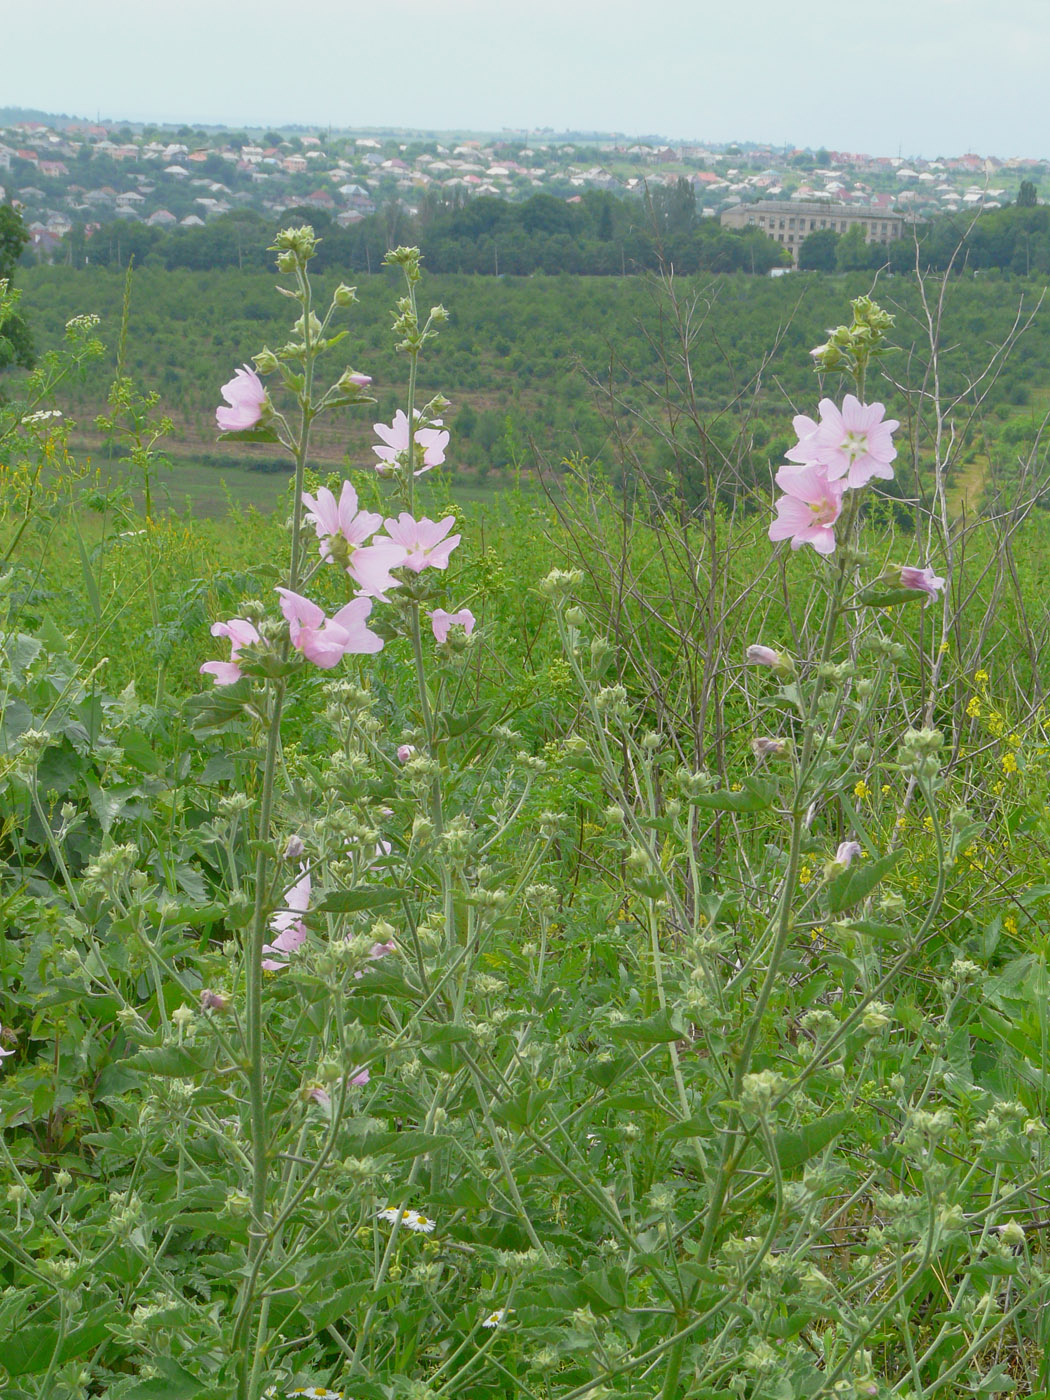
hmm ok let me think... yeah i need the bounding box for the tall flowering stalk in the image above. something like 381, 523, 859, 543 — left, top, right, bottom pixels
201, 227, 380, 1400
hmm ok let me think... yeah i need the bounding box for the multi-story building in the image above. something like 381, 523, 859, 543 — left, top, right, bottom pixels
720, 200, 908, 263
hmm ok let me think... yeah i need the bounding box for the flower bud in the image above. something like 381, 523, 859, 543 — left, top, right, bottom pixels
745, 644, 793, 676
333, 283, 358, 307
253, 348, 279, 375
751, 736, 790, 761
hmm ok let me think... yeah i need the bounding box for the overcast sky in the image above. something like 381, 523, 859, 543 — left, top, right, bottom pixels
6, 0, 1048, 158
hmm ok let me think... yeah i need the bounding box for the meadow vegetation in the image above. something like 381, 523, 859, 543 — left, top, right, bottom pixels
3, 229, 1050, 1400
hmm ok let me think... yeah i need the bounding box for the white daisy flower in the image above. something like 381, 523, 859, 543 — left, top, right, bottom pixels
403, 1209, 436, 1234
288, 1388, 343, 1399
376, 1205, 436, 1233
482, 1308, 513, 1328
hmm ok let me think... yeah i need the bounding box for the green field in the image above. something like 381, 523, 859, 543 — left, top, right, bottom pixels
5, 249, 1050, 1399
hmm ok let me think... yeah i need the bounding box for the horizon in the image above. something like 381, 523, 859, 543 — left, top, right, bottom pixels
2, 105, 1043, 169
6, 0, 1050, 162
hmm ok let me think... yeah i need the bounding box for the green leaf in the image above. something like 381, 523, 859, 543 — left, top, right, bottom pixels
132, 1046, 209, 1078
119, 1357, 205, 1400
5, 1306, 112, 1376
184, 682, 253, 735
827, 850, 901, 914
849, 918, 909, 944
608, 1010, 686, 1043
691, 778, 777, 813
70, 512, 101, 624
857, 584, 930, 608
317, 887, 406, 913
420, 1022, 474, 1045
359, 1130, 452, 1161
217, 423, 280, 444
774, 1111, 853, 1172
438, 705, 489, 739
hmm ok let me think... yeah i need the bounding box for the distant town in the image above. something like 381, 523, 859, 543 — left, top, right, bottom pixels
1, 107, 1045, 263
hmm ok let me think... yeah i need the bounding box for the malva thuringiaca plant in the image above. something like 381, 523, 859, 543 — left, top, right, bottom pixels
538, 294, 1050, 1398
7, 241, 1050, 1400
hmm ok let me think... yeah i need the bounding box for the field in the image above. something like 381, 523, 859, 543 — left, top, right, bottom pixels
4, 238, 1050, 1400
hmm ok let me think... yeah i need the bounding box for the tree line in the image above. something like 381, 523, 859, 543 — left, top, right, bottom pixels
53, 182, 790, 277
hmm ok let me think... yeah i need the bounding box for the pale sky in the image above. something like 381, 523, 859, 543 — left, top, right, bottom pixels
6, 0, 1049, 159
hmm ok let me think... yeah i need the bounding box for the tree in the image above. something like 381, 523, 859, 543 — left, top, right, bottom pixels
835, 223, 877, 272
797, 227, 840, 271
0, 204, 34, 374
1017, 179, 1038, 208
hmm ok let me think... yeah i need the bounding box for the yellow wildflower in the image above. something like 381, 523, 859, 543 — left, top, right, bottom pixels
881, 784, 891, 796
799, 865, 813, 886
966, 697, 981, 719
939, 640, 950, 655
854, 780, 871, 801
974, 669, 989, 685
1004, 914, 1018, 937
1002, 752, 1018, 775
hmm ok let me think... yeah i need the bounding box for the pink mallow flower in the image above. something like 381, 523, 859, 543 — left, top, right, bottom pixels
216, 365, 267, 433
381, 514, 461, 572
768, 463, 845, 555
302, 481, 383, 564
308, 1068, 370, 1111
431, 608, 476, 643
834, 841, 863, 868
262, 868, 311, 971
277, 588, 383, 668
200, 618, 261, 686
397, 744, 416, 763
898, 565, 945, 604
373, 410, 450, 476
353, 939, 396, 981
787, 395, 899, 489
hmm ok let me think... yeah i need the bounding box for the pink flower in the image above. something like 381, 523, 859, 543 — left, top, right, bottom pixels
353, 939, 396, 981
834, 841, 863, 868
216, 365, 267, 433
276, 588, 383, 668
200, 617, 261, 686
302, 481, 382, 564
898, 566, 945, 604
346, 539, 410, 600
397, 744, 416, 763
373, 410, 450, 476
199, 989, 229, 1012
308, 1069, 370, 1112
746, 644, 789, 671
751, 737, 790, 760
381, 514, 461, 572
262, 868, 311, 971
431, 608, 476, 643
788, 396, 899, 489
768, 463, 845, 555
346, 372, 372, 387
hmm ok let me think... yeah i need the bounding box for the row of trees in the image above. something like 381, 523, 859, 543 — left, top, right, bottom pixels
61, 182, 790, 276
798, 200, 1050, 276
0, 204, 33, 378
